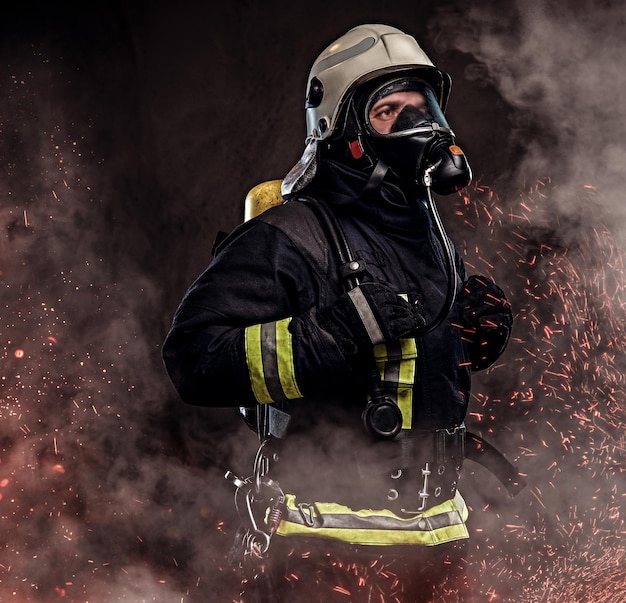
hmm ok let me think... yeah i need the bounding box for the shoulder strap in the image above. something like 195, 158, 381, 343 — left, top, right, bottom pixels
253, 200, 334, 441
256, 199, 331, 281
211, 197, 330, 276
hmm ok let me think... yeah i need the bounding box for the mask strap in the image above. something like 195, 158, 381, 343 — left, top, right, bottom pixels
360, 158, 389, 197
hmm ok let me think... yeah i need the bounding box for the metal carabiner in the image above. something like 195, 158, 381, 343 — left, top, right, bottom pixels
225, 467, 285, 559
244, 488, 272, 555
253, 439, 271, 494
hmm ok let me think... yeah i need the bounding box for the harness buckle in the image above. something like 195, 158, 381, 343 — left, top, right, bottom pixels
400, 461, 432, 514
297, 502, 317, 527
417, 462, 431, 512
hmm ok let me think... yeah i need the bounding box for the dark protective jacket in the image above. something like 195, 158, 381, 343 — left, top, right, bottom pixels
163, 161, 470, 421
162, 160, 502, 544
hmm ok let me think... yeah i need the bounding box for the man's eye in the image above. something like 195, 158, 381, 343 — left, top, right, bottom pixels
372, 106, 396, 121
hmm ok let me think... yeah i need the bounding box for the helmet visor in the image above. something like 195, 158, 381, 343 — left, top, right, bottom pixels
365, 77, 450, 137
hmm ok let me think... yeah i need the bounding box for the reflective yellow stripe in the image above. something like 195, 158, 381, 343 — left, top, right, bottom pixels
275, 317, 303, 399
373, 338, 417, 429
373, 342, 388, 363
398, 336, 418, 359
398, 338, 417, 428
244, 324, 273, 404
398, 384, 413, 429
281, 495, 466, 520
276, 491, 469, 546
277, 523, 469, 545
245, 320, 303, 404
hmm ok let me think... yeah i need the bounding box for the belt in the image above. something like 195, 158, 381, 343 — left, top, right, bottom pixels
266, 408, 525, 513
337, 425, 525, 513
349, 425, 466, 513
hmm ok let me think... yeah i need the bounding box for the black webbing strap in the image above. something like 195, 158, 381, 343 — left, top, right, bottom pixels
256, 200, 330, 281
466, 431, 527, 497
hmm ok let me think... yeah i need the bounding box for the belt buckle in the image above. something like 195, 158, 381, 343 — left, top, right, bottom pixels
298, 502, 317, 527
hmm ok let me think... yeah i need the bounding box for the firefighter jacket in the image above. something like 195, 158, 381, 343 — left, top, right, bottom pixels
162, 159, 509, 546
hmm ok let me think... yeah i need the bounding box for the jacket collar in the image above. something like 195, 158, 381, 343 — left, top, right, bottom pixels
300, 158, 431, 235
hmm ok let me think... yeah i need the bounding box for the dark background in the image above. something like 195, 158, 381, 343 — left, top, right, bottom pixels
1, 1, 625, 601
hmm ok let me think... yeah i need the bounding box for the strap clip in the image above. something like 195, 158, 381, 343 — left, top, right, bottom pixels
338, 258, 366, 282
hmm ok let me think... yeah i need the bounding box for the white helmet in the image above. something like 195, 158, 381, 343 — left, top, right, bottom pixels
305, 23, 451, 141
283, 23, 453, 196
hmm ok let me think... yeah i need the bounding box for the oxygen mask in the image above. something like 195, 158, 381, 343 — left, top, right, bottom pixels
363, 77, 471, 194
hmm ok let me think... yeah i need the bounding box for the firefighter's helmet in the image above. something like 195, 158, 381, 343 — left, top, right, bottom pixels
282, 24, 454, 196
304, 23, 452, 142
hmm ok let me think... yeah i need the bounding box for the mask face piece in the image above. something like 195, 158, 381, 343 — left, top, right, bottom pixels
362, 77, 471, 194
367, 83, 450, 136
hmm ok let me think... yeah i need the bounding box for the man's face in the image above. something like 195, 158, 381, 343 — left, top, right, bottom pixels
368, 90, 428, 135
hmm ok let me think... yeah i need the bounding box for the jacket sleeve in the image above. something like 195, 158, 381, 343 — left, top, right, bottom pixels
455, 273, 513, 371
162, 219, 355, 407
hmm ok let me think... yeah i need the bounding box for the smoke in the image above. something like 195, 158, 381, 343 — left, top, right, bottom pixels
0, 11, 247, 602
432, 0, 626, 223
428, 1, 626, 600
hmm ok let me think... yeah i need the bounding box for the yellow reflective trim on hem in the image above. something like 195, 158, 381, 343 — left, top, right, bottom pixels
276, 492, 470, 546
244, 324, 273, 404
281, 491, 466, 520
275, 317, 303, 399
277, 522, 468, 545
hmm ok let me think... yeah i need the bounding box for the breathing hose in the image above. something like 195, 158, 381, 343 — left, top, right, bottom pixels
303, 166, 458, 439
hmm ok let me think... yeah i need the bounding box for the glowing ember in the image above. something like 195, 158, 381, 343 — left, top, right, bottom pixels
447, 179, 626, 602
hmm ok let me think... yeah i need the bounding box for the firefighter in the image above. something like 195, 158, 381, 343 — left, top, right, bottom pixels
162, 23, 515, 602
